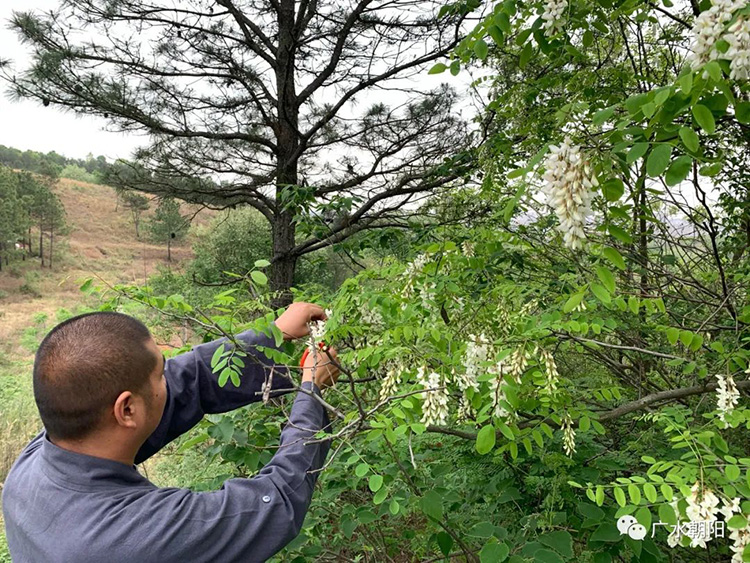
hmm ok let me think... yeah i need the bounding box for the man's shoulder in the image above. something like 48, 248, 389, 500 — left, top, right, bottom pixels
3, 431, 44, 485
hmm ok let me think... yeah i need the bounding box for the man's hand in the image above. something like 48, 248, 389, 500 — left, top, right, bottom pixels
302, 346, 340, 389
275, 302, 327, 341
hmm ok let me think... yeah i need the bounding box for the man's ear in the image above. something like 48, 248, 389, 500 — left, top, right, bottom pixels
113, 391, 138, 429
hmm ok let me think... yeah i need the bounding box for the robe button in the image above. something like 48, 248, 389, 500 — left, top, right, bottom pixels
262, 495, 271, 503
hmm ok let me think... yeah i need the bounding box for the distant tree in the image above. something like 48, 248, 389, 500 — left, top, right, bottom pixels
0, 166, 21, 271
44, 193, 68, 269
5, 1, 476, 307
148, 197, 189, 261
121, 192, 150, 239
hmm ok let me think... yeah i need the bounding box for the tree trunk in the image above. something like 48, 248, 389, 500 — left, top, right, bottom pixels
167, 237, 171, 262
269, 0, 300, 311
50, 227, 54, 269
39, 219, 45, 267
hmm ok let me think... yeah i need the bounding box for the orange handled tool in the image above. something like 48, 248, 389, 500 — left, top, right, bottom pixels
300, 341, 327, 367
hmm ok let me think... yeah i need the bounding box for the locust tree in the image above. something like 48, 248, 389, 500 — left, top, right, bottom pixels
4, 0, 475, 306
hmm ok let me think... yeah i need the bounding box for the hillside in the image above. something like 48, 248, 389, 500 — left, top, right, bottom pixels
0, 177, 214, 354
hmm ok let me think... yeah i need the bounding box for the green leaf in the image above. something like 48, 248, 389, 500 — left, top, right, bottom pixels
251, 270, 268, 286
601, 178, 624, 202
602, 247, 626, 270
534, 549, 564, 563
488, 25, 504, 45
736, 101, 750, 124
229, 369, 240, 387
693, 104, 716, 134
254, 259, 270, 268
497, 421, 515, 440
659, 502, 676, 525
480, 541, 510, 563
591, 523, 621, 542
428, 63, 447, 74
367, 474, 382, 493
705, 60, 722, 81
211, 344, 226, 370
644, 483, 657, 503
355, 463, 369, 477
627, 142, 649, 164
563, 292, 585, 313
728, 514, 748, 529
437, 532, 454, 556
628, 484, 641, 505
538, 531, 573, 557
389, 499, 400, 515
421, 490, 443, 520
665, 155, 693, 186
474, 39, 489, 60
679, 127, 700, 152
519, 42, 533, 68
579, 416, 591, 432
608, 225, 633, 244
79, 278, 93, 292
679, 72, 693, 95
660, 484, 674, 501
596, 266, 616, 294
628, 296, 639, 314
727, 465, 741, 481
614, 486, 627, 507
591, 284, 611, 305
582, 30, 594, 47
593, 106, 616, 126
635, 506, 652, 530
647, 144, 672, 177
495, 11, 512, 32
666, 327, 679, 345
476, 424, 496, 455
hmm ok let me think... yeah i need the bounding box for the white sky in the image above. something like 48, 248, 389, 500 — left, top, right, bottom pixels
0, 1, 486, 164
0, 0, 144, 161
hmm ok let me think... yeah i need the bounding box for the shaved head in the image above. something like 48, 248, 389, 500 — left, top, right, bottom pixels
33, 312, 159, 440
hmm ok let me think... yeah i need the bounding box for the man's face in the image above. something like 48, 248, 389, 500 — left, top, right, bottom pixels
142, 337, 168, 437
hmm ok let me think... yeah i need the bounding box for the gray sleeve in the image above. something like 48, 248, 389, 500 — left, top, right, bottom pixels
134, 381, 332, 563
135, 326, 295, 464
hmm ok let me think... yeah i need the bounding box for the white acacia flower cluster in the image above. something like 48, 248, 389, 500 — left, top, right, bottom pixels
561, 413, 576, 456
417, 367, 449, 426
509, 345, 532, 383
489, 361, 513, 420
460, 334, 490, 393
307, 308, 333, 350
379, 366, 401, 402
542, 137, 598, 250
542, 0, 566, 36
666, 482, 720, 548
461, 241, 475, 257
689, 0, 746, 73
716, 372, 740, 427
726, 17, 750, 80
361, 307, 384, 328
721, 498, 750, 561
538, 347, 560, 395
457, 395, 476, 422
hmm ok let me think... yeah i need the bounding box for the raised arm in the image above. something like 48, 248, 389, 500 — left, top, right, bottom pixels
136, 325, 293, 463
129, 381, 332, 563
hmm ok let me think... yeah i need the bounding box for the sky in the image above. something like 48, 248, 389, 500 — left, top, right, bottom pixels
0, 1, 145, 161
0, 2, 485, 165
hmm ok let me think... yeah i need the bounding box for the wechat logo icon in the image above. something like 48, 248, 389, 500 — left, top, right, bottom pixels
617, 515, 647, 541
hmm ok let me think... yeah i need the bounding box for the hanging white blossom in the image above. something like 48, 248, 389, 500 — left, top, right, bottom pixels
417, 367, 449, 426
539, 348, 560, 395
541, 0, 566, 36
688, 0, 745, 70
541, 136, 598, 250
457, 395, 476, 423
716, 372, 740, 427
561, 413, 576, 456
307, 308, 333, 351
683, 482, 721, 548
460, 334, 490, 393
726, 16, 750, 80
379, 367, 401, 402
509, 345, 531, 383
489, 361, 513, 420
723, 497, 750, 562
461, 241, 475, 257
